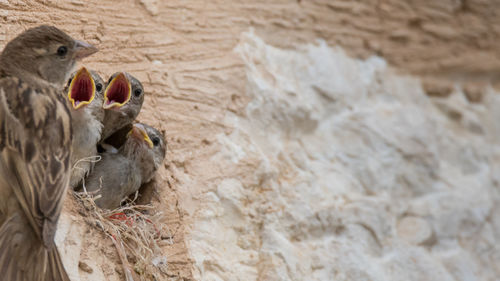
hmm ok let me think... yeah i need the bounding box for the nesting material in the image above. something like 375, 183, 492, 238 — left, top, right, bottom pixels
73, 189, 171, 280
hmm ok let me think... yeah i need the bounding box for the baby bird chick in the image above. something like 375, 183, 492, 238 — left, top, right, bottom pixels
64, 67, 105, 188
86, 123, 166, 209
100, 72, 144, 142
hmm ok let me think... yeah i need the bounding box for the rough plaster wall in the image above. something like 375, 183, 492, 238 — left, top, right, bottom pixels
195, 31, 500, 281
1, 0, 500, 280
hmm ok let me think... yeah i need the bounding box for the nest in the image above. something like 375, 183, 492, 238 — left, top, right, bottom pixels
73, 188, 172, 281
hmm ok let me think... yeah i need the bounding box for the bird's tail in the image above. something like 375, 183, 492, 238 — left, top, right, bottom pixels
46, 245, 71, 281
0, 214, 70, 281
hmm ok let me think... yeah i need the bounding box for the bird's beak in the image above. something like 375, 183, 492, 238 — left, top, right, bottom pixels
67, 67, 96, 110
103, 72, 131, 109
73, 40, 98, 60
128, 123, 153, 148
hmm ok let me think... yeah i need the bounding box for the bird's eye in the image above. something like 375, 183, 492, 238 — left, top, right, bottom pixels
152, 137, 160, 147
96, 83, 102, 92
134, 88, 142, 97
57, 46, 68, 57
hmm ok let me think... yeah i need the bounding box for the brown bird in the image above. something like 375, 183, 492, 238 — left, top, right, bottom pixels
0, 25, 97, 281
100, 72, 144, 142
86, 123, 166, 209
64, 67, 105, 188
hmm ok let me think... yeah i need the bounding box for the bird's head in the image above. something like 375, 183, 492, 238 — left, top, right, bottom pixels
103, 72, 144, 120
65, 67, 105, 111
0, 25, 98, 86
123, 123, 166, 181
100, 72, 144, 140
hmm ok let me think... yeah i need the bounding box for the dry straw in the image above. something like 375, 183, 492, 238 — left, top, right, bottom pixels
73, 186, 171, 281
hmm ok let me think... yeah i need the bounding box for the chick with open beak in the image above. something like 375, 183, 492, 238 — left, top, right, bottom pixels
64, 67, 105, 188
100, 72, 144, 143
85, 123, 166, 209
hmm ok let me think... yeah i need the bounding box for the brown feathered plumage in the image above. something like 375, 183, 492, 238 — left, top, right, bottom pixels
100, 72, 145, 142
64, 67, 105, 188
87, 123, 166, 209
0, 25, 97, 281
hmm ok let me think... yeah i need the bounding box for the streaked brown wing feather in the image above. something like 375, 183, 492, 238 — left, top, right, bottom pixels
0, 78, 32, 161
0, 76, 72, 246
0, 210, 70, 281
0, 212, 47, 281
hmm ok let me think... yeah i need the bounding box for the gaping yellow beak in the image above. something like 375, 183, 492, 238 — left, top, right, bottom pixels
67, 67, 96, 110
103, 72, 131, 109
128, 123, 153, 148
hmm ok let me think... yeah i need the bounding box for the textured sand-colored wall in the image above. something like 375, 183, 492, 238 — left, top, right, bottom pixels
1, 1, 500, 280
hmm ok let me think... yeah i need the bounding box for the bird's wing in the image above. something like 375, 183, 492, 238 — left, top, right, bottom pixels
0, 76, 72, 246
0, 210, 70, 281
0, 77, 32, 160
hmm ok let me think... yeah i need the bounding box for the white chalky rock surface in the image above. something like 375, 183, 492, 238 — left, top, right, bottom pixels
397, 216, 433, 245
186, 31, 500, 281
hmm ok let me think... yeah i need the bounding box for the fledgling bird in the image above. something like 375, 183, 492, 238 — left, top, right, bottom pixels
64, 67, 105, 188
0, 25, 97, 281
86, 123, 166, 209
100, 72, 144, 142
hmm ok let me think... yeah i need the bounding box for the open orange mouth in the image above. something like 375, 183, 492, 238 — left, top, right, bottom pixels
67, 67, 96, 110
103, 72, 131, 109
128, 123, 153, 148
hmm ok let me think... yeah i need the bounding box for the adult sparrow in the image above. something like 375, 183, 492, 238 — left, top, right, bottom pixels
0, 25, 97, 281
